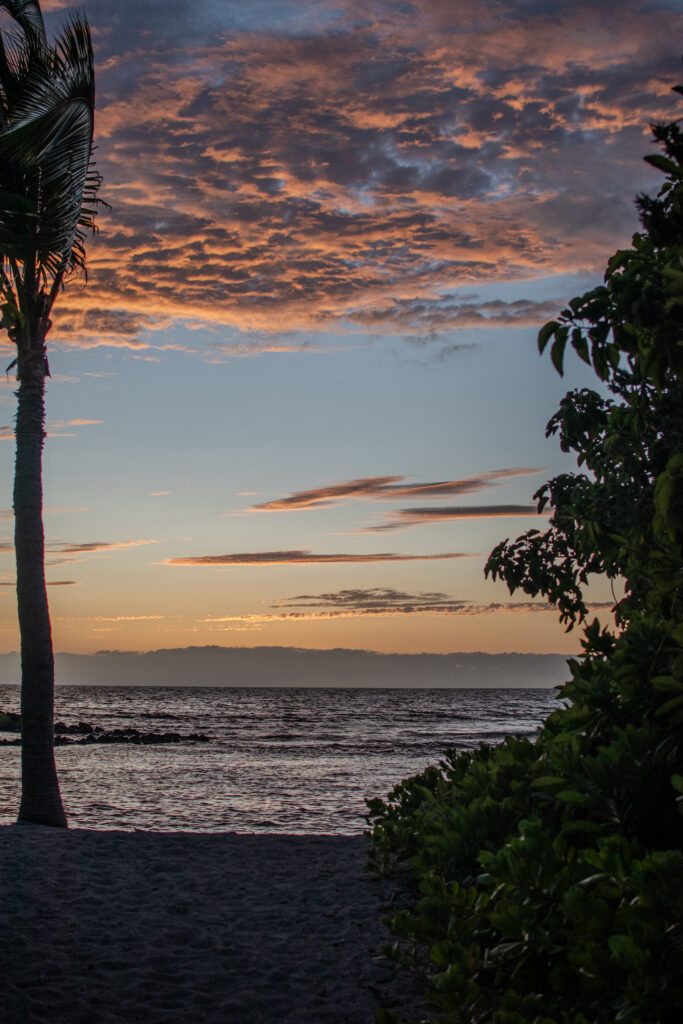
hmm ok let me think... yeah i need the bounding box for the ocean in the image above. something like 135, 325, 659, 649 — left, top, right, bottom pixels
0, 685, 560, 833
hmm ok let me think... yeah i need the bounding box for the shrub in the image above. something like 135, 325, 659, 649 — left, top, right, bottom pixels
368, 87, 683, 1024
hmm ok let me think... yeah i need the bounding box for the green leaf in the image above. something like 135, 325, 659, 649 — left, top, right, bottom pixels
557, 790, 588, 804
538, 320, 559, 354
651, 675, 683, 693
655, 694, 683, 716
643, 153, 682, 177
571, 327, 590, 364
550, 326, 568, 374
608, 933, 641, 962
531, 775, 566, 789
561, 820, 601, 834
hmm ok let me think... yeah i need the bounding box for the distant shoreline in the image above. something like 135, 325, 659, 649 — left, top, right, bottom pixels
0, 645, 571, 688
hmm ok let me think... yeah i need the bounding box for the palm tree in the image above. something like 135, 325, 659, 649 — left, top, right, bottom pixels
0, 0, 102, 826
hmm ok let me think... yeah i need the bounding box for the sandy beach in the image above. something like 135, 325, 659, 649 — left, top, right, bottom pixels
0, 824, 424, 1024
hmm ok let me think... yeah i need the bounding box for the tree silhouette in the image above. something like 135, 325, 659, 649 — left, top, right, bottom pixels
0, 0, 102, 826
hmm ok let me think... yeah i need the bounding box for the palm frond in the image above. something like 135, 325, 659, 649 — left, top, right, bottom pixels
0, 2, 46, 51
0, 7, 102, 304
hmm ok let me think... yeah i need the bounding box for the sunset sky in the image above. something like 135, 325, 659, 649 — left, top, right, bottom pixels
0, 0, 681, 657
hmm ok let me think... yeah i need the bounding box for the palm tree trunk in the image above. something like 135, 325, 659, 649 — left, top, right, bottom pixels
14, 354, 67, 827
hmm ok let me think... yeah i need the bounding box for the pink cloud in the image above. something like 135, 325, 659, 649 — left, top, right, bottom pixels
38, 0, 682, 350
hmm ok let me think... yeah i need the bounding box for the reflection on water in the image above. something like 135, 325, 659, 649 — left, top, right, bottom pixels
0, 685, 561, 833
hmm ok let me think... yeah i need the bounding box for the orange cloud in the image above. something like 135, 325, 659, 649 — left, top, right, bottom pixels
39, 0, 681, 351
250, 468, 542, 512
166, 549, 469, 566
49, 419, 103, 430
50, 539, 158, 555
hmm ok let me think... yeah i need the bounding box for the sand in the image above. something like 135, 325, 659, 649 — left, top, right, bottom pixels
0, 824, 425, 1024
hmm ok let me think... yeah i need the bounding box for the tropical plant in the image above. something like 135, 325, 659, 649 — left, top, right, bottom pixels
368, 91, 683, 1023
0, 0, 102, 826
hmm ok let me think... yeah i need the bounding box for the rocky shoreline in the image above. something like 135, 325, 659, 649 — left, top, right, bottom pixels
0, 710, 211, 746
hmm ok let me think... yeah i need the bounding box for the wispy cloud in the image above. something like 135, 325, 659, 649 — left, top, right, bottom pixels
365, 503, 543, 531
166, 548, 469, 566
210, 340, 332, 358
351, 296, 566, 335
199, 588, 614, 622
271, 586, 468, 614
249, 468, 542, 512
54, 614, 167, 623
44, 418, 104, 439
90, 615, 166, 623
275, 587, 459, 610
51, 419, 104, 428
49, 539, 158, 555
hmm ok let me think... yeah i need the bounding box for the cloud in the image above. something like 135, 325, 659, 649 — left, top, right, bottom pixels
275, 587, 458, 609
199, 588, 615, 622
350, 295, 566, 335
250, 468, 542, 512
49, 419, 103, 429
210, 340, 332, 358
89, 615, 166, 622
54, 614, 167, 623
166, 548, 469, 566
49, 539, 158, 555
35, 0, 682, 350
49, 307, 160, 350
268, 586, 470, 614
365, 503, 543, 531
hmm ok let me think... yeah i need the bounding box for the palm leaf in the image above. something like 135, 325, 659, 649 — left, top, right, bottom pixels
0, 9, 102, 295
0, 2, 46, 50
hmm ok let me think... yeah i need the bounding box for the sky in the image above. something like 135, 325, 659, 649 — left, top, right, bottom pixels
0, 0, 681, 658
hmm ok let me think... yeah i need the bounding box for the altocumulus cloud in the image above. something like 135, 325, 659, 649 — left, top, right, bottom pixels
43, 0, 683, 350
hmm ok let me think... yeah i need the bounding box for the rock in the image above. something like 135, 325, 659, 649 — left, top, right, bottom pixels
0, 709, 211, 745
0, 710, 21, 733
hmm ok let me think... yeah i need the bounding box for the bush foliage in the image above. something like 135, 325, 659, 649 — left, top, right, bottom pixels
367, 94, 683, 1024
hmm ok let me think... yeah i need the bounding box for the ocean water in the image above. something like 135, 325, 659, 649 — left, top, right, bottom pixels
0, 685, 560, 834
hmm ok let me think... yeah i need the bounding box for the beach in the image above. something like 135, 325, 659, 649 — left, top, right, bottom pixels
0, 824, 423, 1023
